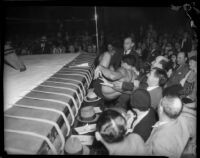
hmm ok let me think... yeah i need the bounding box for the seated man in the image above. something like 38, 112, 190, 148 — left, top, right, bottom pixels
127, 89, 157, 142
95, 109, 145, 155
93, 54, 139, 100
144, 91, 191, 157
165, 51, 190, 87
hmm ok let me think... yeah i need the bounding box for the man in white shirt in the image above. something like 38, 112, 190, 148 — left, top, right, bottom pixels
145, 93, 190, 158
146, 67, 168, 110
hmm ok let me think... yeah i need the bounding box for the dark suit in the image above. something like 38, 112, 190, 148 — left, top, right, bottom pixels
32, 42, 51, 54
181, 38, 192, 53
166, 63, 190, 87
147, 49, 160, 63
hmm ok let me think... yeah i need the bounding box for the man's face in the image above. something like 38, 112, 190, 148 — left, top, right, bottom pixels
87, 46, 92, 53
151, 56, 163, 69
189, 59, 197, 70
124, 38, 133, 51
147, 69, 157, 86
177, 52, 186, 65
108, 44, 113, 52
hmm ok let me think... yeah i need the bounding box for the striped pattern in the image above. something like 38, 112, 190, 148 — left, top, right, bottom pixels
4, 53, 96, 155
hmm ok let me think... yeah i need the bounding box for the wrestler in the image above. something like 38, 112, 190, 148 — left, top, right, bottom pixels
93, 54, 139, 100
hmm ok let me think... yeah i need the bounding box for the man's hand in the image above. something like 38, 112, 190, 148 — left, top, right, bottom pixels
99, 75, 114, 87
113, 81, 123, 90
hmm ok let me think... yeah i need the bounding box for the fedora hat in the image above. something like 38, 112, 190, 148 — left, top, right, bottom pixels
130, 89, 151, 111
84, 90, 101, 102
65, 137, 90, 155
77, 106, 99, 123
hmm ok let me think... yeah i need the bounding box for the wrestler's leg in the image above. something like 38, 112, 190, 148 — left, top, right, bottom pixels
93, 78, 121, 100
101, 85, 121, 100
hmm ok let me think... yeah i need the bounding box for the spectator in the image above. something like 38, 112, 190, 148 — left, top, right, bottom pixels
147, 42, 160, 63
180, 56, 197, 101
181, 31, 192, 54
166, 52, 190, 87
123, 37, 140, 71
128, 89, 157, 142
188, 40, 197, 58
145, 93, 190, 157
95, 109, 145, 155
68, 44, 76, 53
146, 68, 168, 110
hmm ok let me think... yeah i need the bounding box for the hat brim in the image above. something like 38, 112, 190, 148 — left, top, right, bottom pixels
84, 96, 101, 102
82, 145, 90, 155
77, 114, 99, 123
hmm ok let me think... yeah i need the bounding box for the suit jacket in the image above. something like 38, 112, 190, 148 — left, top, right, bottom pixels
147, 49, 160, 63
145, 119, 190, 158
181, 38, 192, 53
166, 63, 190, 87
148, 87, 163, 110
134, 107, 158, 142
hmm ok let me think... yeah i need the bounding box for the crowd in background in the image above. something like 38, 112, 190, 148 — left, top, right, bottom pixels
90, 23, 197, 157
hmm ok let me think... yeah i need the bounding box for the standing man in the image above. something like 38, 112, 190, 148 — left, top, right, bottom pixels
123, 37, 141, 71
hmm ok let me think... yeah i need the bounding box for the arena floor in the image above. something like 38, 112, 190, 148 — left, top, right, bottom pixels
4, 53, 80, 111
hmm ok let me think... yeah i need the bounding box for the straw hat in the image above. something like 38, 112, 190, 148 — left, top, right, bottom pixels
65, 137, 90, 155
77, 106, 99, 123
84, 90, 101, 102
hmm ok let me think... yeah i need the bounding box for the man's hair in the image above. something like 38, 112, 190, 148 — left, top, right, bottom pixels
153, 67, 168, 87
163, 84, 184, 97
161, 95, 183, 119
159, 59, 171, 71
122, 54, 136, 67
124, 36, 134, 43
178, 51, 188, 59
96, 109, 127, 143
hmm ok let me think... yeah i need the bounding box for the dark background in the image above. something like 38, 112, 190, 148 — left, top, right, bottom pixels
5, 6, 190, 37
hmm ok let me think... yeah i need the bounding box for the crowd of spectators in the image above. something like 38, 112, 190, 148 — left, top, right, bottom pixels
90, 23, 197, 157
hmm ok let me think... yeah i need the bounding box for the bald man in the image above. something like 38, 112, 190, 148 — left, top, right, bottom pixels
144, 94, 190, 157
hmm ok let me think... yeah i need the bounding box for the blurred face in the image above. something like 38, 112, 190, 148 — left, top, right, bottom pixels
177, 52, 186, 65
108, 44, 113, 52
87, 46, 92, 53
189, 60, 197, 70
171, 55, 176, 63
175, 42, 180, 50
152, 42, 157, 49
147, 69, 158, 86
124, 38, 134, 51
69, 45, 75, 53
151, 56, 164, 69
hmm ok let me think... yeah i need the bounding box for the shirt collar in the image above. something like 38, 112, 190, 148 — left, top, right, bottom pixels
147, 85, 159, 91
152, 121, 168, 128
124, 49, 131, 55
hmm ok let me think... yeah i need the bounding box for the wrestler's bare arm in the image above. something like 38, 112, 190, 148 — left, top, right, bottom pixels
100, 66, 125, 81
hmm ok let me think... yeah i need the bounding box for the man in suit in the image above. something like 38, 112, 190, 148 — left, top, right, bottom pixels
147, 41, 160, 63
32, 36, 51, 54
181, 32, 192, 54
166, 52, 190, 88
123, 37, 141, 71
